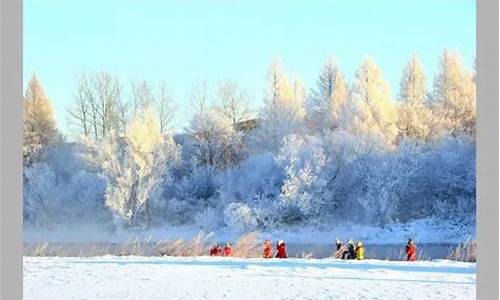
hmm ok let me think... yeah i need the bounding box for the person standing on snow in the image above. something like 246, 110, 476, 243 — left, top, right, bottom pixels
263, 240, 273, 258
335, 238, 342, 252
210, 244, 223, 256
223, 243, 233, 257
276, 240, 288, 258
347, 239, 357, 260
356, 241, 365, 260
335, 238, 347, 259
405, 239, 417, 261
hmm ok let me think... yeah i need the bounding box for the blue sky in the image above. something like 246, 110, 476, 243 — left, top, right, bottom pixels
24, 0, 476, 134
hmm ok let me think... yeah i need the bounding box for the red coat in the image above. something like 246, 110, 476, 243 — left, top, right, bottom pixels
406, 244, 417, 261
223, 246, 233, 257
276, 243, 287, 259
263, 243, 273, 258
210, 246, 222, 256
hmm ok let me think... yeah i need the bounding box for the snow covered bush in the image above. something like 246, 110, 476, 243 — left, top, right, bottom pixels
195, 207, 223, 230
23, 147, 108, 227
23, 163, 60, 227
218, 152, 283, 228
223, 202, 258, 232
277, 135, 328, 223
399, 136, 476, 223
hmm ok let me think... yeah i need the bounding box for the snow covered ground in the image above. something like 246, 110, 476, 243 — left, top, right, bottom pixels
24, 256, 476, 300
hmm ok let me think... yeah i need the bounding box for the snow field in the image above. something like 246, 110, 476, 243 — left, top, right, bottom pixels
24, 256, 476, 300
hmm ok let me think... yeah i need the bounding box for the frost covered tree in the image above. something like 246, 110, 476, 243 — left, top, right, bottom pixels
131, 80, 154, 113
307, 58, 347, 131
353, 151, 414, 225
155, 82, 176, 133
223, 202, 258, 232
23, 74, 59, 166
23, 163, 60, 226
397, 55, 433, 142
23, 52, 478, 231
85, 106, 179, 227
217, 152, 283, 229
92, 71, 123, 138
69, 71, 124, 140
341, 57, 399, 146
131, 80, 176, 132
217, 80, 251, 126
277, 135, 328, 223
189, 81, 210, 116
257, 58, 306, 152
186, 81, 243, 168
23, 142, 108, 227
291, 76, 306, 110
68, 74, 93, 137
432, 50, 476, 137
188, 107, 242, 169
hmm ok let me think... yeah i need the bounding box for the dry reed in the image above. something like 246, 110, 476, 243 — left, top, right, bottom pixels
447, 239, 476, 262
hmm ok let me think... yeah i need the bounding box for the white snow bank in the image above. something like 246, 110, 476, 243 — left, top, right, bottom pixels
24, 218, 474, 245
24, 256, 476, 300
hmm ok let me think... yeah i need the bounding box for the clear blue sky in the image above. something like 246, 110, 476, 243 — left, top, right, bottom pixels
24, 0, 476, 134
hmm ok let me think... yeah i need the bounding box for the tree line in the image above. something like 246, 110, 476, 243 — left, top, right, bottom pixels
22, 49, 476, 230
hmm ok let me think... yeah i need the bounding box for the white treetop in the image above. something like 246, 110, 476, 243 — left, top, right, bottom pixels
432, 49, 476, 137
397, 55, 433, 141
308, 57, 347, 130
342, 57, 399, 146
23, 74, 58, 165
258, 58, 306, 151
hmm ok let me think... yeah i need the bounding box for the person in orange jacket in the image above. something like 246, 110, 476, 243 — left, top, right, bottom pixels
223, 243, 233, 257
276, 240, 287, 259
263, 240, 273, 258
405, 239, 417, 261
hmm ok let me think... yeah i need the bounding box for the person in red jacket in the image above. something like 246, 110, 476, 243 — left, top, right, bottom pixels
210, 244, 222, 256
223, 243, 233, 257
276, 240, 287, 259
263, 240, 273, 258
405, 239, 417, 261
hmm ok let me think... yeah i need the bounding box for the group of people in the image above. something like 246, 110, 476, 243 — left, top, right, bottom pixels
209, 238, 418, 261
209, 239, 288, 258
262, 239, 288, 258
335, 238, 365, 260
209, 243, 233, 257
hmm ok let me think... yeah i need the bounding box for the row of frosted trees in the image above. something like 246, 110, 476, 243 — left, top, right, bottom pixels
23, 49, 476, 230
